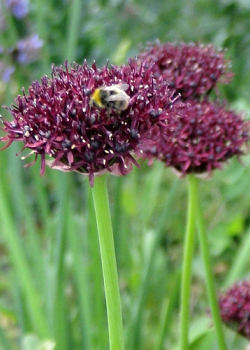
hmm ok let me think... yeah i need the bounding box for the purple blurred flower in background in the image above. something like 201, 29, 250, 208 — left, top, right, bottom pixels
0, 0, 42, 82
5, 0, 29, 19
0, 61, 15, 82
0, 34, 43, 82
13, 34, 43, 65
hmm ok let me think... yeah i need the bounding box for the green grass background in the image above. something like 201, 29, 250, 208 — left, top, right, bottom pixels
0, 0, 250, 349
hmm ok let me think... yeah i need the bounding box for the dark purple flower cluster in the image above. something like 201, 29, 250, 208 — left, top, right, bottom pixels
137, 41, 250, 175
141, 99, 249, 175
219, 280, 250, 339
138, 41, 233, 100
1, 60, 177, 186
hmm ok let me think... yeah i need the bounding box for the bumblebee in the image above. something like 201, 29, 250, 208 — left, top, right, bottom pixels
89, 83, 130, 112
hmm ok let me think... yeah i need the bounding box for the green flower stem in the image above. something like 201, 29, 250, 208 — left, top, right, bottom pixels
180, 175, 198, 350
195, 177, 227, 350
91, 175, 124, 350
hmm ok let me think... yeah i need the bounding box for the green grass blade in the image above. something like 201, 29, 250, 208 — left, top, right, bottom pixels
67, 206, 92, 350
0, 178, 50, 338
66, 0, 83, 62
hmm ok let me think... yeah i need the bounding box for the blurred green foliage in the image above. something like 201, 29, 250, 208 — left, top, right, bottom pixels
0, 0, 250, 349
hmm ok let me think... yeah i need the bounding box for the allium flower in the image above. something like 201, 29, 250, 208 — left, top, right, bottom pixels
5, 0, 29, 19
138, 41, 233, 100
219, 280, 250, 339
141, 99, 250, 175
0, 60, 177, 186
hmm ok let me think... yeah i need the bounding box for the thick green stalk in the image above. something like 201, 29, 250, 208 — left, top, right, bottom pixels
195, 179, 227, 350
180, 175, 198, 350
87, 185, 107, 347
91, 175, 124, 350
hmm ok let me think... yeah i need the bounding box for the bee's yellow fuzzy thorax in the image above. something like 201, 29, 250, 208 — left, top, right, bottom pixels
91, 89, 102, 107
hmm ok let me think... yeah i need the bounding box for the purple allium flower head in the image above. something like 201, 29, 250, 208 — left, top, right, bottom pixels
0, 60, 177, 186
140, 99, 250, 176
219, 280, 250, 339
5, 0, 29, 19
138, 41, 233, 100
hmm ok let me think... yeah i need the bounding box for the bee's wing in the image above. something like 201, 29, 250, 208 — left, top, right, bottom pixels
104, 83, 129, 92
115, 83, 129, 91
106, 91, 130, 102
